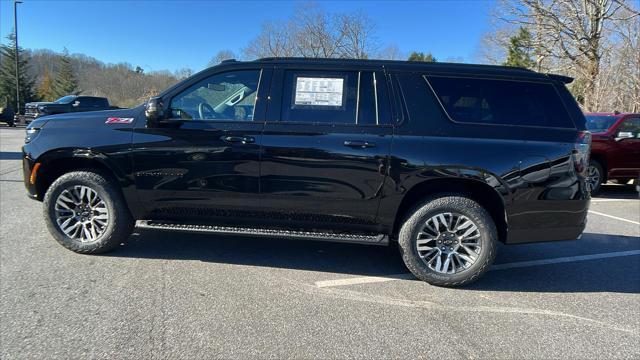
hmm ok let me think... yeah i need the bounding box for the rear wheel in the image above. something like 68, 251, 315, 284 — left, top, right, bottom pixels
398, 194, 497, 287
43, 171, 134, 254
587, 160, 604, 195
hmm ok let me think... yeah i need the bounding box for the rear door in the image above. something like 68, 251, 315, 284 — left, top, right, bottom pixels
259, 66, 393, 233
132, 67, 271, 224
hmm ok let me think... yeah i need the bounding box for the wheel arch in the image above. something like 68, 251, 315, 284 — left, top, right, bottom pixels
33, 148, 130, 200
391, 177, 509, 243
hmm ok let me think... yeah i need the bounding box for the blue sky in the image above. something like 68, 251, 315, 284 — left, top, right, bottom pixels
0, 0, 494, 73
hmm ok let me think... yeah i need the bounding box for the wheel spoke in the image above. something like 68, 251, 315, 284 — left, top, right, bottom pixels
54, 185, 109, 243
416, 211, 483, 275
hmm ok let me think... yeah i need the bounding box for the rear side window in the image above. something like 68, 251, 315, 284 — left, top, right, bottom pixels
280, 70, 389, 125
426, 76, 574, 128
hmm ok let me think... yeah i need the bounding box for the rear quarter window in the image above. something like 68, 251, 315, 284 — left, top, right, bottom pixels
426, 76, 575, 128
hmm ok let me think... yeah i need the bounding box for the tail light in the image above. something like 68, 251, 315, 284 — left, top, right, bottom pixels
572, 131, 591, 174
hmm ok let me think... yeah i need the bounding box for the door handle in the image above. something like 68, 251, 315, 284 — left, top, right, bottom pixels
221, 136, 255, 144
344, 140, 376, 149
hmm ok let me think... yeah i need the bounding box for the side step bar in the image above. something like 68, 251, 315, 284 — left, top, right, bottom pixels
136, 220, 389, 246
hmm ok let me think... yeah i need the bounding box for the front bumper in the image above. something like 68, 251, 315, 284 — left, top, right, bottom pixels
15, 114, 38, 125
22, 149, 40, 200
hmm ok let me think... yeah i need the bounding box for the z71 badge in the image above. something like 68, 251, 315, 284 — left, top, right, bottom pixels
105, 117, 134, 124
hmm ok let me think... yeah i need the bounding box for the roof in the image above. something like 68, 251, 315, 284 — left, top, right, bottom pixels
216, 57, 570, 83
255, 56, 534, 72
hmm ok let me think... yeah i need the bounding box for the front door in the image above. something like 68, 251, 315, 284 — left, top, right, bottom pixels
611, 117, 640, 178
132, 68, 270, 224
259, 67, 393, 233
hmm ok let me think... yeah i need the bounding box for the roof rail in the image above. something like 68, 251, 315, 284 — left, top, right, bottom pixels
254, 57, 536, 72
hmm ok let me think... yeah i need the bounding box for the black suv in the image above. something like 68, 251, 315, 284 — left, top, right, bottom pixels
22, 58, 591, 286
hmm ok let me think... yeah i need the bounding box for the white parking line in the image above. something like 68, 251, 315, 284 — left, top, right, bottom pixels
315, 273, 414, 288
592, 198, 640, 203
314, 250, 640, 288
588, 210, 640, 225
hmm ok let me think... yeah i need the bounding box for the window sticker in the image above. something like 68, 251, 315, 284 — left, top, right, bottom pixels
294, 77, 344, 107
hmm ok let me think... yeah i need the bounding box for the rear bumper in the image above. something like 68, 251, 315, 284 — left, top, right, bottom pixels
505, 199, 589, 244
506, 223, 586, 244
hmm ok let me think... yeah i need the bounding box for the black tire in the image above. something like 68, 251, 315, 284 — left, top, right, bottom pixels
43, 170, 134, 254
587, 160, 604, 195
398, 194, 497, 287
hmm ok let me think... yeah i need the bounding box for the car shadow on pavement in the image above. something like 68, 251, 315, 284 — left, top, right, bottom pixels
0, 151, 23, 160
106, 230, 640, 293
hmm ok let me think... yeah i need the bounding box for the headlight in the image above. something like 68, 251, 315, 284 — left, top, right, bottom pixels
25, 127, 40, 143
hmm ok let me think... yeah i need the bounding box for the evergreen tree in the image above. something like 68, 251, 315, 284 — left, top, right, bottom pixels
51, 49, 79, 98
408, 51, 437, 62
0, 32, 36, 113
503, 27, 535, 69
37, 68, 55, 101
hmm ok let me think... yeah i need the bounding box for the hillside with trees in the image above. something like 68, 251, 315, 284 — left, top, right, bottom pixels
26, 48, 180, 108
0, 32, 181, 110
2, 1, 637, 113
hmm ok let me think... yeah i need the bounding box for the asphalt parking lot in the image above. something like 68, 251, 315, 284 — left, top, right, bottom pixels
1, 126, 639, 359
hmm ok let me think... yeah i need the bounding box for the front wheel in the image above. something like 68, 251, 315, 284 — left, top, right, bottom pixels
43, 170, 134, 254
398, 194, 497, 287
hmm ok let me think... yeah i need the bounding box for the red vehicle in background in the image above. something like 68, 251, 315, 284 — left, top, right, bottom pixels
585, 112, 640, 194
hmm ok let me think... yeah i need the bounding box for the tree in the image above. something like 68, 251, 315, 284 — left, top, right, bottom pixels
51, 49, 79, 98
376, 44, 404, 60
208, 50, 237, 66
407, 51, 437, 62
243, 3, 377, 59
37, 68, 55, 101
503, 27, 535, 68
174, 68, 193, 80
492, 0, 639, 111
0, 32, 36, 113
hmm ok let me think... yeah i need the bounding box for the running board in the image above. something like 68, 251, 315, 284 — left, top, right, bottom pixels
136, 221, 389, 245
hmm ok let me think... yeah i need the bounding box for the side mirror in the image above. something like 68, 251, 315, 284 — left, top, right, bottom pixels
72, 100, 80, 107
615, 131, 634, 141
145, 97, 164, 126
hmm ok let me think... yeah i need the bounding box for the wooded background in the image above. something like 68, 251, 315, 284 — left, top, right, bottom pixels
1, 0, 637, 112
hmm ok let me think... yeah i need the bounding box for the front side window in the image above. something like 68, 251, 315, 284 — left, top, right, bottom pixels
618, 118, 640, 137
586, 115, 619, 132
170, 70, 261, 121
426, 76, 574, 128
55, 95, 77, 104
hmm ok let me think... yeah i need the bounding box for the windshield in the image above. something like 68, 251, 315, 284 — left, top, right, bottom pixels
54, 95, 77, 104
585, 115, 618, 132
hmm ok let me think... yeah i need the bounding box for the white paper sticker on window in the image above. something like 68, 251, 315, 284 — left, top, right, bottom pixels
294, 77, 344, 107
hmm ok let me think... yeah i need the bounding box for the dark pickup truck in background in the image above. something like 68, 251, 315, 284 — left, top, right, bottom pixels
21, 95, 113, 124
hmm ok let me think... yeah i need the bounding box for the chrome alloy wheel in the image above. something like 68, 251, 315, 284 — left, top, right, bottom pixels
586, 165, 601, 192
54, 185, 109, 242
415, 212, 481, 274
